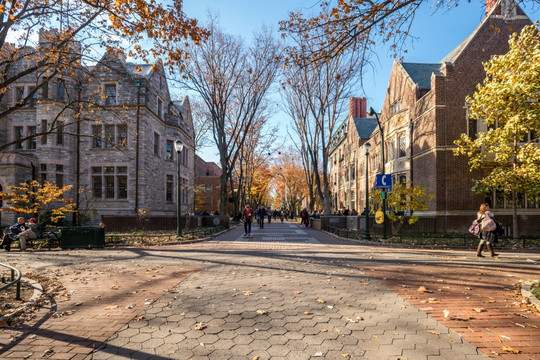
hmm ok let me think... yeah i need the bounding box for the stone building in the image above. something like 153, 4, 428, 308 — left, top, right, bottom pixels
194, 155, 222, 214
0, 38, 195, 226
358, 0, 538, 234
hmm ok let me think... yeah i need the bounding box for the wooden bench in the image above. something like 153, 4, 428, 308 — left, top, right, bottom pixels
3, 225, 61, 251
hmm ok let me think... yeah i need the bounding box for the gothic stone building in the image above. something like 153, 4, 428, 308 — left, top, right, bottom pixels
367, 0, 537, 234
0, 43, 195, 226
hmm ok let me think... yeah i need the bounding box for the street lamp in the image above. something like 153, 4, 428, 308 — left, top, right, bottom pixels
175, 140, 184, 236
363, 141, 371, 240
368, 107, 387, 240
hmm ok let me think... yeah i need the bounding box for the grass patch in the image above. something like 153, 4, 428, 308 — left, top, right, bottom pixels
532, 282, 540, 300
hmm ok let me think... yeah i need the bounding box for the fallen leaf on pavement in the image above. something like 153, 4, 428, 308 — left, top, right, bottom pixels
418, 286, 432, 293
428, 329, 440, 335
105, 305, 119, 310
316, 298, 325, 304
132, 316, 143, 322
473, 308, 486, 313
195, 323, 207, 330
443, 310, 450, 318
304, 311, 314, 315
501, 345, 521, 354
256, 310, 268, 315
243, 291, 253, 296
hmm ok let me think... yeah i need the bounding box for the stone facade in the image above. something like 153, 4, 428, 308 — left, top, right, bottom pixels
194, 155, 222, 214
329, 0, 539, 235
0, 44, 195, 226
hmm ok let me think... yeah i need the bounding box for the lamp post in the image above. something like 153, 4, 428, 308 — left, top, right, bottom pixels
363, 142, 371, 240
175, 140, 184, 237
368, 107, 387, 240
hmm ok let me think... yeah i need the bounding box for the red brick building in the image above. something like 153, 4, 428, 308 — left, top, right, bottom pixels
194, 155, 222, 214
368, 0, 538, 234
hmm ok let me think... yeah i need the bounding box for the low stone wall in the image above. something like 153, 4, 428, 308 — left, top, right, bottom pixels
319, 214, 539, 237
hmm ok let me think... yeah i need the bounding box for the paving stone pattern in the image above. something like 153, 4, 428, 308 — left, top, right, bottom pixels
87, 223, 486, 360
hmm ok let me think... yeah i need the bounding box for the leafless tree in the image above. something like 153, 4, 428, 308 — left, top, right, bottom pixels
281, 33, 363, 215
178, 17, 282, 214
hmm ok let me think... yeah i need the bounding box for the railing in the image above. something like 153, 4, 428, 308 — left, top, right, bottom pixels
0, 262, 21, 300
326, 225, 540, 248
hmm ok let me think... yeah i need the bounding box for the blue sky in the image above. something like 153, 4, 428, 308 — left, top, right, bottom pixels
183, 0, 540, 163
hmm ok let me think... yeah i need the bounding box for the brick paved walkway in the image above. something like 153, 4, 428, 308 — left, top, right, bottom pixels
0, 221, 538, 359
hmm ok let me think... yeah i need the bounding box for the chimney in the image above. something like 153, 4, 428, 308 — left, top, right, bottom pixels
349, 97, 367, 119
486, 0, 497, 16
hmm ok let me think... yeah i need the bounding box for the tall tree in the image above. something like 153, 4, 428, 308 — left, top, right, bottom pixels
179, 18, 281, 215
454, 23, 540, 240
281, 29, 362, 215
273, 149, 307, 217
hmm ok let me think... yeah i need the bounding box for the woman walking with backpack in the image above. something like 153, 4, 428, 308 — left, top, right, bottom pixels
476, 203, 499, 257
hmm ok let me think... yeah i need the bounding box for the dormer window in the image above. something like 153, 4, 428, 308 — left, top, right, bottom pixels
105, 84, 116, 105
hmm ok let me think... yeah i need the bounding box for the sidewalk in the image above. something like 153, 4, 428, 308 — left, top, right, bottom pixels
0, 222, 538, 359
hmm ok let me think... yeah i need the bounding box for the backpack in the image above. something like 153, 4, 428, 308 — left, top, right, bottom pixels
481, 216, 496, 232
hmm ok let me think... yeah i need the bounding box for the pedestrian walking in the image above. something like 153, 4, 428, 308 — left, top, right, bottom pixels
257, 205, 266, 229
243, 204, 253, 237
476, 203, 499, 257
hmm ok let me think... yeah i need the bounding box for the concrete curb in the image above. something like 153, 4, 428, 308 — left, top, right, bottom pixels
521, 281, 540, 311
0, 277, 44, 323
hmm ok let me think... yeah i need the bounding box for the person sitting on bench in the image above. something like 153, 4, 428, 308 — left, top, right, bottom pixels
0, 217, 37, 252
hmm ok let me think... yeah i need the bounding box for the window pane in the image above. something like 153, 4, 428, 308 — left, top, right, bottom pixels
104, 125, 115, 148
92, 125, 102, 148
105, 176, 115, 198
104, 166, 114, 174
118, 176, 127, 199
468, 119, 477, 140
28, 126, 37, 149
166, 140, 173, 160
57, 81, 64, 101
166, 177, 173, 202
56, 173, 64, 188
92, 167, 102, 174
92, 176, 102, 198
117, 166, 127, 174
154, 133, 159, 155
117, 124, 127, 148
105, 85, 116, 105
14, 127, 23, 149
57, 123, 64, 145
399, 134, 406, 157
56, 164, 63, 172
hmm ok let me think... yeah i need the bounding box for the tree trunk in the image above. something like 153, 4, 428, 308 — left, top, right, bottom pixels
512, 189, 519, 241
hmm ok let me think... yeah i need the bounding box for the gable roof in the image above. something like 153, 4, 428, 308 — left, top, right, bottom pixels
353, 117, 378, 139
441, 0, 530, 64
400, 63, 442, 90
